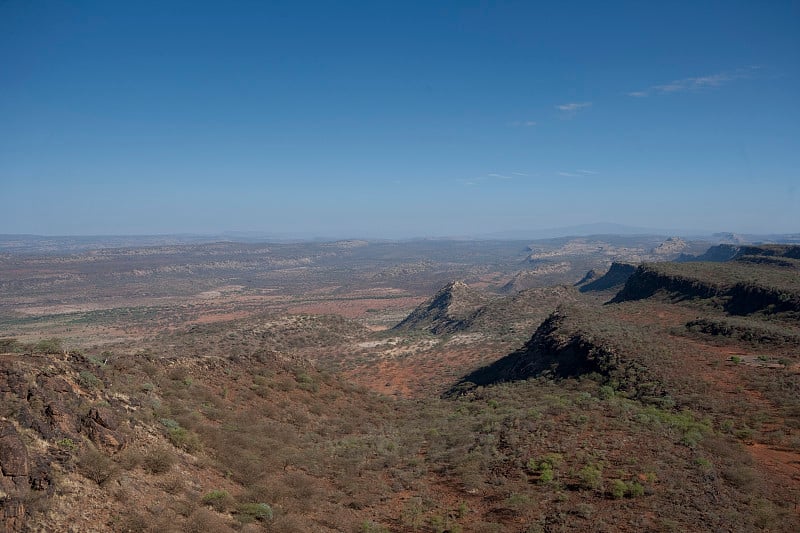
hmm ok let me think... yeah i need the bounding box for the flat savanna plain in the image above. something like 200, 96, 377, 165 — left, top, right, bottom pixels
1, 237, 799, 532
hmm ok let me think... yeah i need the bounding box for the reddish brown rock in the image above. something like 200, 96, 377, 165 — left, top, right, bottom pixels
0, 422, 28, 478
42, 376, 72, 394
81, 408, 127, 451
0, 499, 25, 533
44, 403, 78, 435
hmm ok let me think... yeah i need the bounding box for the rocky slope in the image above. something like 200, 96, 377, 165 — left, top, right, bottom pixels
450, 306, 663, 402
577, 262, 636, 293
392, 281, 489, 334
393, 281, 579, 342
611, 256, 800, 315
0, 349, 129, 531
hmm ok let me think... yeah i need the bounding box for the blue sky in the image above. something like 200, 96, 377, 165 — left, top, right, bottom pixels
1, 1, 798, 237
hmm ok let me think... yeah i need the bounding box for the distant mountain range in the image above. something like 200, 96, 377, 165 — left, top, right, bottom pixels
1, 224, 798, 254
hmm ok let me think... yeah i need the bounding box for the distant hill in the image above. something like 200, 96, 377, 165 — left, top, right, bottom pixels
573, 269, 600, 286
450, 306, 665, 402
497, 265, 571, 293
578, 263, 637, 293
679, 243, 800, 263
650, 236, 688, 255
612, 247, 800, 315
392, 281, 488, 334
393, 281, 578, 340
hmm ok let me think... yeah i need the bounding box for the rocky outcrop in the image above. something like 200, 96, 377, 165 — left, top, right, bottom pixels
393, 281, 488, 334
651, 237, 687, 255
611, 262, 800, 316
450, 309, 663, 401
0, 351, 126, 531
498, 264, 572, 293
678, 244, 800, 263
81, 408, 127, 452
574, 269, 600, 287
685, 318, 800, 346
579, 263, 636, 293
726, 282, 800, 315
611, 264, 722, 303
0, 421, 30, 533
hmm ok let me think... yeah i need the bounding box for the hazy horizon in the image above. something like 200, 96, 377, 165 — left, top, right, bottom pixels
2, 1, 798, 237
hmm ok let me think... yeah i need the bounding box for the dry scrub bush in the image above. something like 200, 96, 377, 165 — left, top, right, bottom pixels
185, 508, 235, 533
142, 446, 176, 474
78, 447, 117, 486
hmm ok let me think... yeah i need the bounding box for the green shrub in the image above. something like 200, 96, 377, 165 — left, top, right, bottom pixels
202, 489, 233, 512
598, 385, 615, 400
79, 370, 103, 389
610, 479, 627, 499
627, 481, 645, 497
360, 520, 390, 533
34, 338, 63, 354
56, 437, 77, 451
160, 418, 201, 452
577, 465, 603, 490
0, 338, 22, 352
236, 502, 273, 523
527, 453, 562, 484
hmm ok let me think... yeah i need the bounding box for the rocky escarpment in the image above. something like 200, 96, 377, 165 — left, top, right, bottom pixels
679, 243, 800, 263
394, 281, 577, 340
578, 263, 636, 293
0, 351, 129, 531
611, 260, 800, 316
573, 269, 600, 287
685, 317, 800, 346
393, 281, 488, 334
610, 264, 722, 303
450, 309, 664, 401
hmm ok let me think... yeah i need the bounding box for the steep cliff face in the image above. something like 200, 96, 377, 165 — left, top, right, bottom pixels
611, 258, 800, 316
726, 282, 800, 315
610, 264, 723, 303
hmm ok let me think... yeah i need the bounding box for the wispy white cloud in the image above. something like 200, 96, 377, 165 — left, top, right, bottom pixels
510, 120, 537, 127
457, 171, 523, 186
628, 67, 759, 97
556, 102, 592, 113
557, 169, 599, 178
